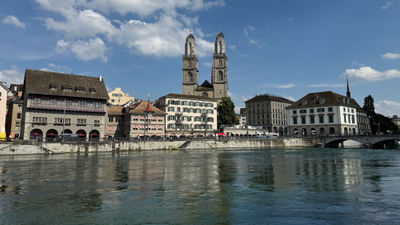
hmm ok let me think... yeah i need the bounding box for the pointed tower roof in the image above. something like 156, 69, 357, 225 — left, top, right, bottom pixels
144, 100, 153, 113
346, 76, 351, 98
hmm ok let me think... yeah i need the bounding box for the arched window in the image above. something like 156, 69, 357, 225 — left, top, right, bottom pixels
219, 59, 223, 66
202, 92, 208, 97
218, 71, 223, 81
188, 72, 193, 82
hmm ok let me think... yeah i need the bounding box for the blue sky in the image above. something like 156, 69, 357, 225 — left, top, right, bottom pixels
1, 0, 400, 116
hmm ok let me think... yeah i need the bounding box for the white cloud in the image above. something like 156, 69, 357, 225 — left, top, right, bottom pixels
381, 1, 393, 10
70, 38, 108, 62
375, 100, 400, 116
0, 66, 24, 84
381, 52, 400, 60
203, 62, 212, 67
308, 83, 345, 88
262, 83, 295, 89
284, 96, 296, 101
40, 63, 71, 73
2, 15, 26, 28
343, 66, 400, 81
35, 0, 222, 60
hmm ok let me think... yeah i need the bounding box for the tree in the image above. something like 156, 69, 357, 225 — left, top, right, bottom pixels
363, 95, 375, 118
362, 95, 399, 134
217, 97, 239, 128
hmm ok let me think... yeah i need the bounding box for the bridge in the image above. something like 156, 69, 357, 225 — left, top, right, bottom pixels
318, 135, 400, 148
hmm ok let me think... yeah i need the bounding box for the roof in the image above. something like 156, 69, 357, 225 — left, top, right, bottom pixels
107, 105, 124, 115
0, 82, 10, 92
287, 91, 362, 109
23, 69, 108, 100
245, 94, 294, 104
161, 93, 217, 102
195, 81, 213, 91
9, 84, 23, 94
128, 101, 165, 115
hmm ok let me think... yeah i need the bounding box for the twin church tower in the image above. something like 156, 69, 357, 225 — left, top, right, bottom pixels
182, 32, 229, 101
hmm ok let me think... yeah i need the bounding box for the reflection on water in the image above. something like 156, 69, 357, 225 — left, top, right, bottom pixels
0, 148, 400, 224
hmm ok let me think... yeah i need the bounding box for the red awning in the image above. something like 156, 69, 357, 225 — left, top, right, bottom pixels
91, 133, 99, 137
78, 133, 86, 137
46, 133, 57, 137
31, 133, 42, 136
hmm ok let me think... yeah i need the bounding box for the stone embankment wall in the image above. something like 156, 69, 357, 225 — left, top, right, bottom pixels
0, 138, 316, 155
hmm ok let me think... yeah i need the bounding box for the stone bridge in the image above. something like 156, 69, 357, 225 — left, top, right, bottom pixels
318, 135, 400, 148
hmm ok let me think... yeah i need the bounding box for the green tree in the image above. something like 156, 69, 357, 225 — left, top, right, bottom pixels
363, 95, 399, 134
217, 97, 239, 128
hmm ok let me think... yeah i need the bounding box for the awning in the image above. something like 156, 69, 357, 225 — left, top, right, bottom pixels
78, 133, 86, 137
46, 133, 57, 137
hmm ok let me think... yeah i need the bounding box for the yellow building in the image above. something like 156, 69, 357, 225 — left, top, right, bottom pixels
108, 88, 135, 106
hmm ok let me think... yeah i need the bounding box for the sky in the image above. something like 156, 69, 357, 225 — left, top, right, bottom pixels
1, 0, 400, 116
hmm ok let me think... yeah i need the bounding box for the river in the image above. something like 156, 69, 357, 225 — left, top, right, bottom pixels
0, 148, 399, 224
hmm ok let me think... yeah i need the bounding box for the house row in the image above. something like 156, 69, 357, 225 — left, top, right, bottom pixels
242, 81, 371, 136
1, 69, 218, 141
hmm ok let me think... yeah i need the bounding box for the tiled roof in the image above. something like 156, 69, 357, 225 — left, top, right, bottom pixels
161, 93, 217, 101
245, 94, 294, 104
107, 105, 124, 115
23, 69, 108, 100
287, 91, 362, 109
128, 101, 165, 115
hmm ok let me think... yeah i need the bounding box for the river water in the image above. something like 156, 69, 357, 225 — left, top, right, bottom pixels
1, 148, 400, 225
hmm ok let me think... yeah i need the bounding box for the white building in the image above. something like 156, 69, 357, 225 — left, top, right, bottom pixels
287, 91, 361, 136
154, 94, 217, 137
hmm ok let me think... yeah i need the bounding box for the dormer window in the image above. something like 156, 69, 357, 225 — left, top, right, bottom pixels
62, 86, 73, 92
301, 100, 307, 106
319, 98, 325, 104
49, 84, 57, 90
75, 87, 85, 93
89, 88, 96, 94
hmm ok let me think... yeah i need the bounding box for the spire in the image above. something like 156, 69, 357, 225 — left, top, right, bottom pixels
346, 75, 351, 98
144, 101, 153, 113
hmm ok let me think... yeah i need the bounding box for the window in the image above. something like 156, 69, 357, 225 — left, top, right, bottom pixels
78, 101, 87, 108
301, 116, 306, 124
293, 110, 297, 115
50, 98, 57, 105
62, 86, 73, 92
344, 114, 347, 123
218, 71, 223, 80
219, 59, 223, 66
300, 110, 307, 114
310, 115, 315, 124
94, 120, 100, 126
348, 115, 351, 124
75, 87, 85, 92
317, 108, 325, 113
293, 117, 298, 125
77, 119, 86, 125
329, 114, 334, 123
188, 72, 193, 82
328, 107, 333, 112
309, 108, 314, 113
89, 88, 96, 94
109, 116, 113, 122
66, 99, 73, 107
352, 115, 355, 124
32, 117, 47, 124
17, 113, 21, 119
168, 115, 175, 121
33, 97, 41, 104
94, 102, 102, 108
319, 115, 324, 123
207, 109, 213, 114
168, 107, 174, 112
49, 84, 57, 90
195, 116, 201, 121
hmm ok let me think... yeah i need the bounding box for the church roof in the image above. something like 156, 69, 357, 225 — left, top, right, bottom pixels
161, 93, 217, 101
200, 80, 213, 88
195, 80, 213, 91
128, 100, 165, 115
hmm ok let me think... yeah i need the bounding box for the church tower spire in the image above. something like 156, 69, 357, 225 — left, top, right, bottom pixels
212, 32, 228, 100
346, 75, 351, 98
182, 33, 199, 95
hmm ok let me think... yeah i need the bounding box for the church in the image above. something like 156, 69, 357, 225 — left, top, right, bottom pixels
182, 32, 229, 102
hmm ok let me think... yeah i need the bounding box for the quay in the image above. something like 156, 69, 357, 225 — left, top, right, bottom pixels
0, 137, 316, 155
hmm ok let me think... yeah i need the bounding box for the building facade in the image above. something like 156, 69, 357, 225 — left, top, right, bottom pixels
124, 101, 165, 138
106, 105, 125, 139
20, 69, 109, 141
0, 82, 11, 140
108, 87, 135, 106
154, 94, 217, 137
239, 108, 247, 127
182, 32, 229, 101
245, 94, 293, 135
287, 91, 364, 136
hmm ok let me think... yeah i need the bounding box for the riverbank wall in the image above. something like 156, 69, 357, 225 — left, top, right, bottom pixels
0, 138, 316, 155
